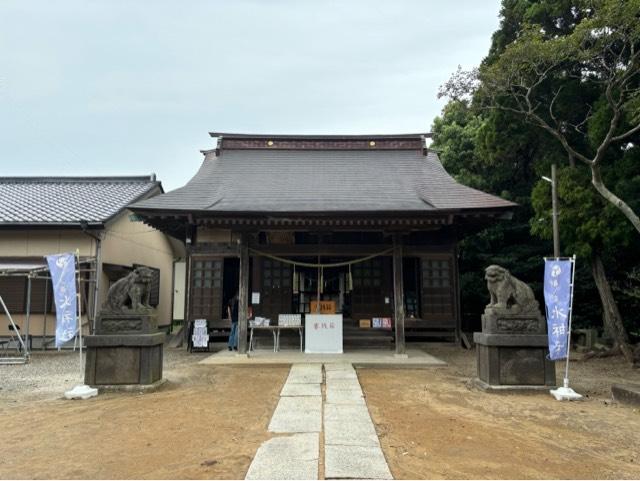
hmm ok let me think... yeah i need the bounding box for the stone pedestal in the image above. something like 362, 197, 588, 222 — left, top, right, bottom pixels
473, 332, 556, 391
85, 313, 165, 387
473, 309, 556, 391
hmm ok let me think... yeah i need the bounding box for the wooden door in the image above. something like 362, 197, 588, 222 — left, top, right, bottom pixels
189, 257, 224, 322
260, 258, 292, 321
351, 257, 392, 319
420, 256, 456, 325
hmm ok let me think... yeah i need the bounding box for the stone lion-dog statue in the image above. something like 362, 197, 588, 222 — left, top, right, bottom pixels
103, 266, 155, 313
484, 265, 539, 315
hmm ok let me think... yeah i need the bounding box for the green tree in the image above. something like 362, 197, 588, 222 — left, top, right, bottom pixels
531, 160, 640, 361
479, 0, 640, 232
431, 101, 551, 329
437, 0, 640, 362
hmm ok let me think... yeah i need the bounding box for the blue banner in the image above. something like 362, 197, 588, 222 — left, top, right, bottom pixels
543, 259, 573, 360
46, 253, 77, 348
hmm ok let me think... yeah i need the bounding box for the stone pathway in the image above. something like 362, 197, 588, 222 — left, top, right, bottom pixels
245, 363, 392, 480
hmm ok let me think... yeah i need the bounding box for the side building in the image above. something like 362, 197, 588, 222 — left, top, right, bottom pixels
130, 133, 516, 352
0, 175, 185, 348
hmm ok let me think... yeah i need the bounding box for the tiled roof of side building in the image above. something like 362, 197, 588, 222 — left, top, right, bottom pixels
130, 142, 516, 214
0, 175, 161, 226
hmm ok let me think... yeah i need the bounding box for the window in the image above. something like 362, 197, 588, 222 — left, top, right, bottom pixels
0, 277, 26, 313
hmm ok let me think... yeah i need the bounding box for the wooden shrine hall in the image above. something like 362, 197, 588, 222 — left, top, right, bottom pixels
130, 133, 515, 354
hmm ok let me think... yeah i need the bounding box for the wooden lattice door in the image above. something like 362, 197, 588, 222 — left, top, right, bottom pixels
420, 256, 456, 325
260, 258, 292, 321
189, 257, 224, 322
351, 258, 392, 319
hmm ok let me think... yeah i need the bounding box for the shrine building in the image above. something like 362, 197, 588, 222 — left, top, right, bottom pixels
130, 133, 515, 354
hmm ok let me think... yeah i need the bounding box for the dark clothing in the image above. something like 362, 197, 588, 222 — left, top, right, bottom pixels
228, 322, 238, 348
230, 297, 239, 323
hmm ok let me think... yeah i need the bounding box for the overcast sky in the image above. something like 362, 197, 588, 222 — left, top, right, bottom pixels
0, 1, 501, 190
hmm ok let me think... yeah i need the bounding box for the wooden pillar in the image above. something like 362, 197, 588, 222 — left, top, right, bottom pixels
237, 232, 250, 354
393, 233, 406, 355
183, 224, 195, 347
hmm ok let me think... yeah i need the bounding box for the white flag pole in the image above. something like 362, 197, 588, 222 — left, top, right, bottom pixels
551, 254, 582, 401
64, 250, 97, 400
76, 249, 83, 379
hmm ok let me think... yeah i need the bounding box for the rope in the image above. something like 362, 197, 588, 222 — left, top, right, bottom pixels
247, 247, 394, 268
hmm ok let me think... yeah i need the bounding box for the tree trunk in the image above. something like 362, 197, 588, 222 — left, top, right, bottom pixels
591, 163, 640, 234
590, 253, 635, 364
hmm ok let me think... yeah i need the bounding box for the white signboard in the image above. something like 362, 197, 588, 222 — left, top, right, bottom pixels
252, 292, 260, 304
192, 319, 209, 348
305, 314, 343, 354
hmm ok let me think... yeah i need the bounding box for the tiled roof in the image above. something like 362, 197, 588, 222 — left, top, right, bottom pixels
131, 145, 515, 214
0, 176, 161, 226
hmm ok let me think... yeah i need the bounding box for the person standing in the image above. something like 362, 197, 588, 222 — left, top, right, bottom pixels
227, 292, 239, 351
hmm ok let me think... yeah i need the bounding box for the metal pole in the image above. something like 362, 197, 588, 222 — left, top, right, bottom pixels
92, 235, 102, 333
316, 257, 321, 313
563, 255, 577, 388
551, 164, 560, 258
42, 278, 48, 350
76, 250, 83, 380
24, 275, 32, 357
0, 295, 27, 353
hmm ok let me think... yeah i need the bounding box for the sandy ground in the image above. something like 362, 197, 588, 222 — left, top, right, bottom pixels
1, 349, 288, 479
1, 345, 640, 479
359, 346, 640, 480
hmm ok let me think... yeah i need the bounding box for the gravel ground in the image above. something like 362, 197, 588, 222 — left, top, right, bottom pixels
0, 346, 213, 403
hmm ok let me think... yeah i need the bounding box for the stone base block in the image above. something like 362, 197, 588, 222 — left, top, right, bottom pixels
95, 378, 168, 393
611, 384, 640, 407
95, 313, 158, 335
474, 332, 556, 389
471, 378, 554, 393
84, 332, 165, 386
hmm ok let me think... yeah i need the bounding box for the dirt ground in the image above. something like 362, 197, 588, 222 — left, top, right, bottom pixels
0, 352, 289, 479
1, 346, 640, 479
360, 346, 640, 480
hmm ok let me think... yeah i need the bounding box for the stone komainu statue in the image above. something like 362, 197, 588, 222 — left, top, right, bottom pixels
103, 266, 155, 313
484, 265, 539, 315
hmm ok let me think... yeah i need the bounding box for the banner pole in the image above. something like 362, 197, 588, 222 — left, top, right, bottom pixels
549, 254, 582, 400
63, 249, 97, 399
76, 249, 83, 380
563, 254, 577, 388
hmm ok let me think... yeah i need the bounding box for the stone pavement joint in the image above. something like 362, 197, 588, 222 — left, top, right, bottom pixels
245, 433, 319, 480
246, 362, 393, 480
280, 383, 322, 397
268, 394, 322, 433
324, 363, 393, 479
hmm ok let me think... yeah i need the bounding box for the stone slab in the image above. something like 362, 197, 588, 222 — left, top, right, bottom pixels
326, 370, 358, 381
324, 418, 379, 447
85, 332, 165, 347
324, 363, 355, 372
324, 444, 392, 480
612, 383, 640, 407
268, 396, 322, 433
286, 364, 323, 384
325, 378, 362, 391
325, 389, 365, 405
245, 433, 319, 480
94, 378, 167, 393
324, 403, 371, 423
199, 347, 446, 367
471, 378, 556, 393
280, 383, 321, 397
474, 332, 550, 346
